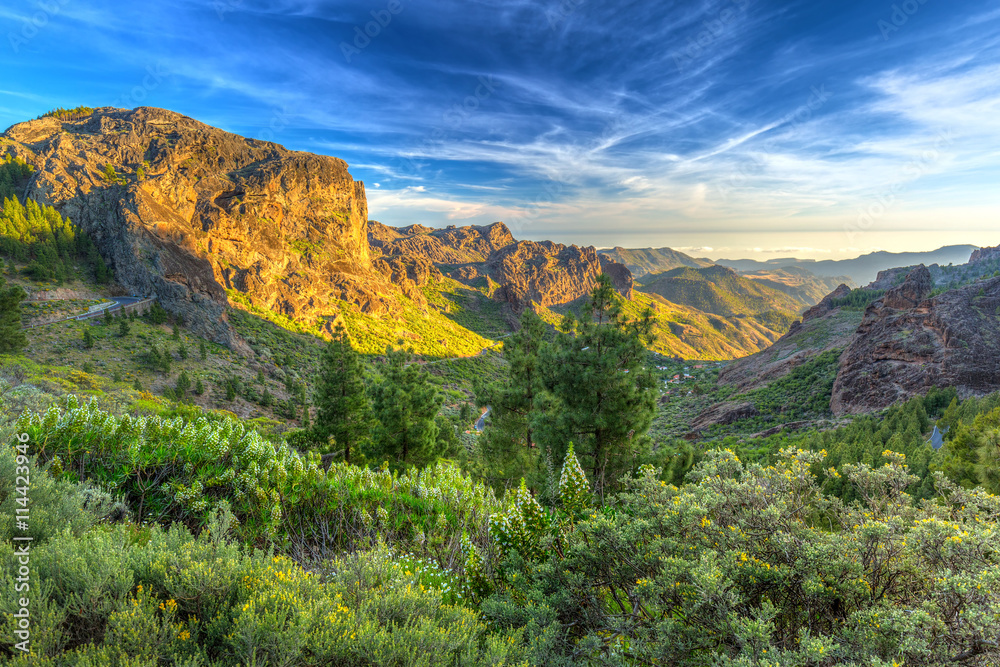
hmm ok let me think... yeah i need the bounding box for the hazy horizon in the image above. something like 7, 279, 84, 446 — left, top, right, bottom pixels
2, 0, 998, 260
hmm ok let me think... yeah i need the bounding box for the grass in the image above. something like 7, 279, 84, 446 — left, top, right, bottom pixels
336, 291, 495, 358
17, 310, 300, 427
648, 348, 844, 442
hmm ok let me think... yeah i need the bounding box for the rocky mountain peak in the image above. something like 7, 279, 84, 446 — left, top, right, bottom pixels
801, 283, 851, 322
486, 240, 633, 311
830, 273, 1000, 415
880, 265, 932, 310
2, 106, 388, 349
970, 244, 1000, 264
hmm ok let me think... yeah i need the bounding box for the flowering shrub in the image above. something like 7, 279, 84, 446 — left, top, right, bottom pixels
16, 396, 505, 565
0, 507, 530, 666
480, 448, 1000, 665
17, 396, 321, 541
557, 443, 591, 516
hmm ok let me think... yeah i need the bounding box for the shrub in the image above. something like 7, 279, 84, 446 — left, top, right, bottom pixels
480, 448, 1000, 665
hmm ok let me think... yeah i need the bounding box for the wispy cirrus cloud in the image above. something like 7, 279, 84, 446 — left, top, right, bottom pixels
1, 0, 998, 259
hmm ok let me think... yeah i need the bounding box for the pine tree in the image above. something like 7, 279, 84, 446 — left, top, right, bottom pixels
147, 302, 167, 324
148, 344, 171, 373
976, 428, 1000, 494
472, 308, 549, 488
118, 318, 130, 336
82, 327, 94, 350
313, 324, 369, 463
175, 371, 191, 397
194, 379, 205, 395
534, 274, 657, 495
199, 340, 207, 361
369, 345, 444, 467
0, 278, 27, 354
178, 342, 188, 360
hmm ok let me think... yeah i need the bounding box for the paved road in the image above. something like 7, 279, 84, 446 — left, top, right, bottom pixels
75, 296, 149, 321
474, 407, 490, 432
110, 296, 145, 307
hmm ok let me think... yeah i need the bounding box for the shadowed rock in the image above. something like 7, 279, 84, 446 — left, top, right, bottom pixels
830, 268, 1000, 415
2, 107, 402, 350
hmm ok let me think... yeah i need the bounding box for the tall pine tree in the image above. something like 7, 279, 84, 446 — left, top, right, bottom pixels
369, 345, 444, 467
534, 274, 657, 495
0, 277, 27, 354
473, 307, 549, 489
313, 324, 369, 464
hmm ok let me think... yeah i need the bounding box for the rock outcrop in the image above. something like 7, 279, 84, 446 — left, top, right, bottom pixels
970, 245, 1000, 264
486, 241, 633, 311
801, 283, 851, 322
369, 221, 514, 264
830, 266, 1000, 415
368, 222, 634, 313
2, 107, 398, 349
715, 282, 864, 395
691, 401, 758, 431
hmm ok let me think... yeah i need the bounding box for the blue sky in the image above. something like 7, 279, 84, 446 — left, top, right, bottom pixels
1, 0, 999, 259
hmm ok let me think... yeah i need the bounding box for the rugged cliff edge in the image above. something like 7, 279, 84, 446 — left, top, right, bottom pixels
368, 222, 634, 312
1, 106, 393, 350
829, 266, 1000, 415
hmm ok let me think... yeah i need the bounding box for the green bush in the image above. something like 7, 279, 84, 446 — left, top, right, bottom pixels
0, 506, 529, 666
479, 448, 1000, 665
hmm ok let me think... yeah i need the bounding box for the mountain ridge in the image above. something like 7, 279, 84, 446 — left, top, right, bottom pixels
716, 245, 979, 285
597, 246, 713, 278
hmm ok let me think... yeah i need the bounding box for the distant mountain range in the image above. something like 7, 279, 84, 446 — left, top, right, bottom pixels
735, 266, 850, 308
597, 247, 713, 278
4, 106, 997, 368
702, 245, 1000, 430
715, 246, 979, 285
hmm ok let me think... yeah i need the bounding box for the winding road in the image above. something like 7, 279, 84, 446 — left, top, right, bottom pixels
75, 295, 147, 320
474, 407, 490, 432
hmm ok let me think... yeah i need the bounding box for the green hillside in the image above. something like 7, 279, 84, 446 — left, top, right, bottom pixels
543, 291, 789, 360
638, 264, 802, 332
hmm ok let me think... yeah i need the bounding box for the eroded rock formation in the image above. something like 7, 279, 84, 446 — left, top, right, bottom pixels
2, 107, 398, 349
830, 266, 1000, 414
